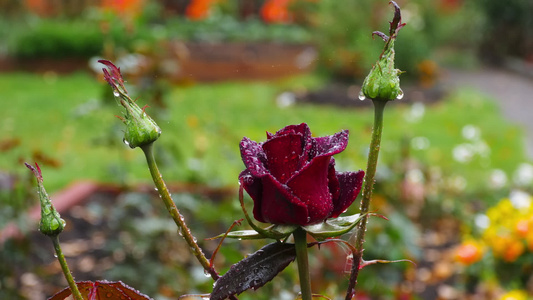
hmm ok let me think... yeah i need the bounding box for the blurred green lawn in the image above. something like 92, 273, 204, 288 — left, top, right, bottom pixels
0, 71, 528, 194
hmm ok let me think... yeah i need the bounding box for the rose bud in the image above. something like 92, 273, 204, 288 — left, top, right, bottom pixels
99, 60, 161, 148
239, 123, 364, 226
25, 163, 66, 237
361, 0, 405, 102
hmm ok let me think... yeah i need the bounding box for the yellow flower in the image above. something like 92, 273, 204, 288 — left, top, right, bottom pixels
500, 289, 528, 300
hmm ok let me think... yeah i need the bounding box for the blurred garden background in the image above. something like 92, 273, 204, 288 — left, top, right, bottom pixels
0, 0, 532, 299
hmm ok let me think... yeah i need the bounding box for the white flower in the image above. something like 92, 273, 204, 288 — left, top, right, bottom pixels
411, 136, 430, 150
513, 163, 533, 186
489, 169, 507, 189
453, 144, 474, 163
475, 214, 490, 230
462, 125, 481, 141
510, 190, 531, 210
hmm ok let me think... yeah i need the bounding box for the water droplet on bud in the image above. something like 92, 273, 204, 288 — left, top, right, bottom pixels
358, 90, 366, 101
396, 89, 404, 100
113, 91, 120, 97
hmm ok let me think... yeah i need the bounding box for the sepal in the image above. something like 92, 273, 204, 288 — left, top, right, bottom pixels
303, 213, 364, 241
217, 224, 299, 240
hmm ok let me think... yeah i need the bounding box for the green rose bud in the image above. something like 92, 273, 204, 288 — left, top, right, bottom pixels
25, 163, 66, 237
99, 60, 161, 148
122, 102, 161, 149
361, 1, 406, 102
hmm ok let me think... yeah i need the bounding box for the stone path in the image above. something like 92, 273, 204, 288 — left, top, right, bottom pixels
441, 67, 533, 159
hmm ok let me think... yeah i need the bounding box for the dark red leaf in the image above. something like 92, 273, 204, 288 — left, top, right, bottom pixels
210, 242, 296, 300
49, 280, 152, 300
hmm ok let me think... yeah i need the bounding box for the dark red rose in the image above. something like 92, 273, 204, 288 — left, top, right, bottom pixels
239, 123, 364, 226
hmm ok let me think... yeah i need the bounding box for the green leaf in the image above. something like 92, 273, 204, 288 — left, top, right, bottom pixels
304, 214, 363, 241
220, 224, 299, 240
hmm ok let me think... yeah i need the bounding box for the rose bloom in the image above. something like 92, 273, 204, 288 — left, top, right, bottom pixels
239, 123, 364, 226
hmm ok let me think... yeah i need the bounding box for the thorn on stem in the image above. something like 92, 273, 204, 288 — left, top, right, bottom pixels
141, 104, 150, 115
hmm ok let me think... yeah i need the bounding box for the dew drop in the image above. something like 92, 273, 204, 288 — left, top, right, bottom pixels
396, 89, 404, 100
122, 139, 130, 147
113, 91, 120, 97
358, 90, 366, 101
53, 254, 58, 258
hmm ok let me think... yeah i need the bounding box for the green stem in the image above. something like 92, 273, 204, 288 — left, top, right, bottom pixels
346, 100, 387, 300
52, 235, 83, 300
140, 143, 218, 280
294, 228, 312, 300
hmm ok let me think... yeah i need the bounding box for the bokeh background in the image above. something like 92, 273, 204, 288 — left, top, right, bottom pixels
0, 0, 532, 299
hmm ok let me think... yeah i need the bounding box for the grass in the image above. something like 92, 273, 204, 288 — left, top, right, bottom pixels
0, 71, 529, 195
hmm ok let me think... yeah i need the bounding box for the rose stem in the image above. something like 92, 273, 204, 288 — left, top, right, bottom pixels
294, 227, 312, 300
140, 143, 218, 279
51, 235, 83, 300
346, 99, 387, 300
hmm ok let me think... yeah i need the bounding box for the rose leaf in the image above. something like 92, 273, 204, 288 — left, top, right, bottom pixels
210, 242, 296, 300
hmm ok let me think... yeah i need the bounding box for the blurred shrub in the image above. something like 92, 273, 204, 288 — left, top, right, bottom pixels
303, 0, 431, 80
7, 12, 312, 60
475, 0, 533, 63
165, 15, 312, 44
301, 0, 486, 80
11, 18, 104, 59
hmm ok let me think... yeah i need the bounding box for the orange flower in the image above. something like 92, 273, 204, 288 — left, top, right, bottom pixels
24, 0, 50, 16
515, 219, 530, 238
502, 240, 525, 263
455, 241, 483, 265
101, 0, 144, 17
186, 0, 215, 20
261, 0, 293, 23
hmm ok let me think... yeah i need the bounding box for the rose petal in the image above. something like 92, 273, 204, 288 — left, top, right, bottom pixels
259, 175, 309, 225
312, 130, 349, 158
271, 123, 310, 138
330, 170, 365, 218
327, 159, 340, 204
239, 170, 264, 220
287, 155, 333, 224
240, 137, 268, 177
262, 133, 304, 183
